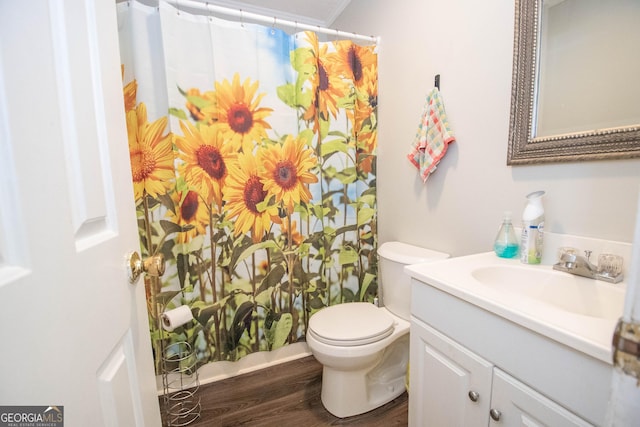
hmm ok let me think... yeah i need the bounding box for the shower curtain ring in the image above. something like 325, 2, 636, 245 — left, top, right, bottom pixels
206, 2, 213, 21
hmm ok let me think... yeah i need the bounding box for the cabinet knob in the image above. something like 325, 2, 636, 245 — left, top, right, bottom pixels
489, 408, 502, 421
468, 390, 480, 402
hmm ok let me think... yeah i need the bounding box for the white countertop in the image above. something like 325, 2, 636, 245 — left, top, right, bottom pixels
405, 252, 626, 364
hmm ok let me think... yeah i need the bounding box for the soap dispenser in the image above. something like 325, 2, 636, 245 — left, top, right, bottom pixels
493, 211, 519, 258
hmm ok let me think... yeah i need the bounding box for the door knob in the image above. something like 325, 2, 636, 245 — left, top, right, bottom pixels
489, 408, 502, 422
127, 251, 165, 284
468, 390, 480, 402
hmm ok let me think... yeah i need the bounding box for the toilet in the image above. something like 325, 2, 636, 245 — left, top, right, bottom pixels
306, 241, 449, 418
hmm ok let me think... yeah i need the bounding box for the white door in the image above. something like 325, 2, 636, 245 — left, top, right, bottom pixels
409, 318, 493, 427
490, 369, 591, 426
0, 1, 161, 426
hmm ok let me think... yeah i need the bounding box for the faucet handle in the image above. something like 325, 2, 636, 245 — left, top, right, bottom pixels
597, 253, 623, 278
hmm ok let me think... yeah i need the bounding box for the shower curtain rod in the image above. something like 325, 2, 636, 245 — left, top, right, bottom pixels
163, 0, 379, 44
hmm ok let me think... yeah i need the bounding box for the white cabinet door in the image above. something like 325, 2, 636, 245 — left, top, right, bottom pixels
0, 2, 161, 426
490, 369, 592, 427
409, 318, 493, 427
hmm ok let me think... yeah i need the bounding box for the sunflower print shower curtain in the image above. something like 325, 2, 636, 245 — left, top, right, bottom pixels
118, 1, 378, 370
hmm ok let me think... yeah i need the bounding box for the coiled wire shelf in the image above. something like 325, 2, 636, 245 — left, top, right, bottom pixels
162, 341, 201, 426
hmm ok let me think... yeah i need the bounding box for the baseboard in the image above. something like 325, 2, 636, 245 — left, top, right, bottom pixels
156, 342, 312, 394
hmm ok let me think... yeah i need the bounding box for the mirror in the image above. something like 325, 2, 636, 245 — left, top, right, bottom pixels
508, 0, 640, 165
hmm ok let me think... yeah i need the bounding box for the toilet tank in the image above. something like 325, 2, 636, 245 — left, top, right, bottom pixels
377, 242, 449, 320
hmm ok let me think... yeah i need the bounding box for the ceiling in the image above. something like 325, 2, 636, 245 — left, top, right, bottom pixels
205, 0, 352, 27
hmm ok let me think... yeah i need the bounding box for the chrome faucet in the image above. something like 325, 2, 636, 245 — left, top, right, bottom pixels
553, 249, 624, 283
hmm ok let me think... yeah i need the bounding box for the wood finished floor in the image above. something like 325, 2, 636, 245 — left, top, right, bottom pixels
161, 355, 408, 426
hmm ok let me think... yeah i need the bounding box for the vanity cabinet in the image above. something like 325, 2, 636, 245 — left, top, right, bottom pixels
409, 318, 592, 426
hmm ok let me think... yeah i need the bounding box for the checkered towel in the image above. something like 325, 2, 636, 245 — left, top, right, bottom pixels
407, 88, 455, 182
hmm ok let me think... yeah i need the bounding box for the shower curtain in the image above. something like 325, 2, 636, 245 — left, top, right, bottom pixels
118, 0, 378, 369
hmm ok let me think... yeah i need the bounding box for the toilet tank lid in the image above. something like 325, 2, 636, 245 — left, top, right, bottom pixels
377, 241, 449, 265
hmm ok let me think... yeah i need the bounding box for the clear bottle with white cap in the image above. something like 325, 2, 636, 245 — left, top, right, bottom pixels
520, 190, 545, 264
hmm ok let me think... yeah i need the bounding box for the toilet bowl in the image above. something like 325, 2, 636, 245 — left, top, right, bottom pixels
306, 242, 449, 418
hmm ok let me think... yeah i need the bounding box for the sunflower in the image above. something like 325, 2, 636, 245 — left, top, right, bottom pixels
121, 65, 137, 113
167, 190, 210, 244
331, 41, 377, 88
223, 152, 278, 242
127, 103, 174, 200
184, 87, 217, 124
280, 217, 303, 247
201, 74, 273, 154
174, 121, 236, 208
354, 66, 378, 127
260, 135, 318, 214
356, 128, 377, 175
300, 32, 350, 123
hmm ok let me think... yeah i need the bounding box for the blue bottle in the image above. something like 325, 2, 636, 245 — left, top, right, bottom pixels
494, 211, 519, 258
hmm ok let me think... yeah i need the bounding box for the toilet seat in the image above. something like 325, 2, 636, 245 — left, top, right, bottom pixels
308, 302, 395, 346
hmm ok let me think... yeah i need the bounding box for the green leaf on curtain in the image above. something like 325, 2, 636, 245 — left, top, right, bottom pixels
359, 272, 376, 301
169, 107, 188, 120
229, 279, 253, 294
341, 288, 356, 303
298, 90, 313, 109
322, 225, 336, 238
361, 186, 377, 197
291, 47, 314, 73
160, 219, 194, 235
191, 299, 227, 326
156, 290, 181, 307
185, 95, 211, 110
320, 139, 349, 157
276, 83, 297, 108
327, 130, 348, 138
337, 96, 355, 110
298, 128, 315, 146
322, 165, 338, 179
254, 288, 274, 308
257, 264, 286, 295
358, 194, 377, 208
264, 311, 293, 350
309, 297, 325, 310
336, 167, 358, 184
319, 117, 330, 140
157, 192, 177, 213
310, 203, 329, 220
271, 313, 292, 350
171, 235, 205, 259
226, 300, 254, 352
338, 246, 359, 266
357, 207, 376, 226
230, 240, 280, 272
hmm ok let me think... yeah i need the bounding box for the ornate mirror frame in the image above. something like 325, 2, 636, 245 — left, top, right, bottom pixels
507, 0, 640, 165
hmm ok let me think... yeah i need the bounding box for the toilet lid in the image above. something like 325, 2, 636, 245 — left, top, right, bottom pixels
308, 303, 395, 346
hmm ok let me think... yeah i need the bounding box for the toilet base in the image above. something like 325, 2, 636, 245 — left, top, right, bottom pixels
319, 335, 409, 418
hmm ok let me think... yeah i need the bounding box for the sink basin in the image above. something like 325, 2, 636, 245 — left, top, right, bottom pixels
471, 265, 625, 320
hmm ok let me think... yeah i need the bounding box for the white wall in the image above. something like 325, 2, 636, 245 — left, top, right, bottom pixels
334, 0, 640, 257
